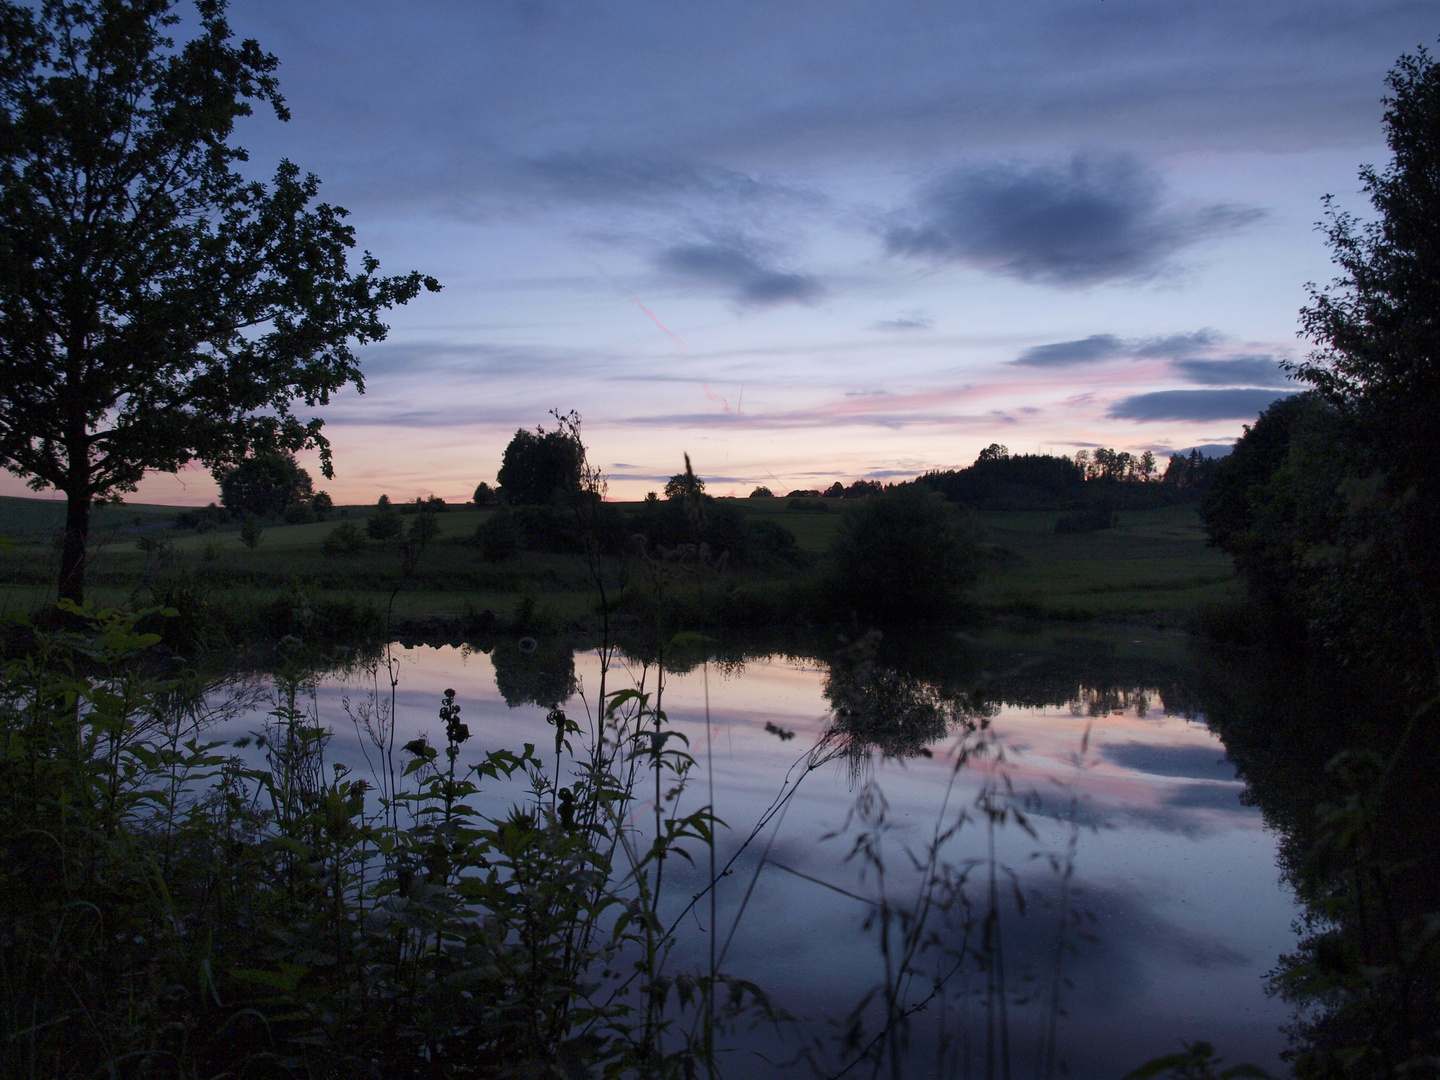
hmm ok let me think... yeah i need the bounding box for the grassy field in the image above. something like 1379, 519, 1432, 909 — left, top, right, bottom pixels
0, 496, 1236, 628
971, 503, 1240, 621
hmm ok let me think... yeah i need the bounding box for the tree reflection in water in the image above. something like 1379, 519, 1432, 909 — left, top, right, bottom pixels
819, 630, 995, 782
1195, 641, 1440, 1075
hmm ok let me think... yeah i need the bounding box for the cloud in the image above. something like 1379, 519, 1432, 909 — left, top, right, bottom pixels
1173, 355, 1291, 387
525, 152, 814, 208
1131, 330, 1223, 357
1108, 388, 1295, 422
886, 154, 1262, 286
873, 310, 934, 331
656, 236, 823, 306
1163, 782, 1248, 811
1101, 742, 1237, 781
1013, 334, 1126, 367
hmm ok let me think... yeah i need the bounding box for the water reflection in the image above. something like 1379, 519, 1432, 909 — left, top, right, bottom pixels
216, 628, 1296, 1076
820, 630, 992, 778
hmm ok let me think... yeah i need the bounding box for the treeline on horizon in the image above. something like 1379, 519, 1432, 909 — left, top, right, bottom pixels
173, 434, 1221, 534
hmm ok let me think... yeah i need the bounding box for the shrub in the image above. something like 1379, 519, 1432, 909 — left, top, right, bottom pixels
239, 511, 264, 549
366, 503, 401, 542
477, 508, 520, 561
827, 486, 981, 622
321, 521, 367, 556
788, 497, 829, 513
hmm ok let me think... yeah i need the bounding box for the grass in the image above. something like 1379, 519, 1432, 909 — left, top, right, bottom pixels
971, 503, 1240, 621
0, 493, 180, 536
0, 496, 1234, 630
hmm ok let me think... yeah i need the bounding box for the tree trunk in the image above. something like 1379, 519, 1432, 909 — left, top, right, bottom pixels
58, 490, 90, 607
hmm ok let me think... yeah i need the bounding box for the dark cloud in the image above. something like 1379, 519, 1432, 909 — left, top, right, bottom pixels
886, 154, 1262, 286
1012, 328, 1222, 367
1131, 329, 1223, 357
1108, 388, 1295, 421
1173, 355, 1292, 387
656, 237, 823, 306
1014, 334, 1126, 367
1164, 781, 1248, 811
1101, 742, 1238, 781
525, 152, 813, 208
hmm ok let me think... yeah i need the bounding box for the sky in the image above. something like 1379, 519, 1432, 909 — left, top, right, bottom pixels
11, 0, 1438, 505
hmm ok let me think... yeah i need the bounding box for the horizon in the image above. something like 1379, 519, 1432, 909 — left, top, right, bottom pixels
2, 2, 1429, 506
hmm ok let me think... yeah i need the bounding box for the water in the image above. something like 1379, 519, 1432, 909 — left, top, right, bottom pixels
213, 631, 1299, 1077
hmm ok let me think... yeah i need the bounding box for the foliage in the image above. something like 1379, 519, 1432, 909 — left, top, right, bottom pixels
749, 485, 773, 497
0, 0, 439, 603
238, 510, 263, 548
827, 486, 981, 622
0, 605, 762, 1078
664, 469, 705, 501
472, 480, 498, 505
321, 520, 367, 557
219, 451, 315, 517
476, 505, 521, 561
366, 496, 401, 542
628, 490, 805, 569
918, 452, 1087, 510
497, 417, 584, 505
1194, 45, 1440, 1073
787, 496, 829, 513
174, 501, 230, 531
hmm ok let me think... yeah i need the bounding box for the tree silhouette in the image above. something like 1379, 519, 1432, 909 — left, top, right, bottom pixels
0, 0, 438, 603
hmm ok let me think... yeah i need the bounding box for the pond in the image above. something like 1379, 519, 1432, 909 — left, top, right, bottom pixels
213, 627, 1298, 1077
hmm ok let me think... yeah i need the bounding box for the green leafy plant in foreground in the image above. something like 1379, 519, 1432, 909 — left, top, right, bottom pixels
0, 604, 774, 1078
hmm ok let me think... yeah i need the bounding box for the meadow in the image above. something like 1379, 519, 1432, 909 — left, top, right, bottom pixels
0, 494, 1236, 634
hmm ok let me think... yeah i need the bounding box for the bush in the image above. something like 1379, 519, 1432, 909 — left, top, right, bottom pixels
514, 504, 585, 553
827, 487, 981, 622
239, 511, 264, 548
174, 502, 229, 530
366, 503, 401, 541
283, 503, 314, 525
749, 485, 774, 498
477, 508, 521, 561
321, 521, 367, 556
788, 498, 829, 513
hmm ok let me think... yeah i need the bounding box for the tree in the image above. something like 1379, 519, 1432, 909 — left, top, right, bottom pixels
218, 451, 312, 517
748, 486, 773, 498
664, 470, 704, 501
976, 443, 1008, 463
497, 419, 583, 505
1295, 44, 1440, 634
828, 486, 981, 622
0, 0, 439, 603
472, 481, 498, 505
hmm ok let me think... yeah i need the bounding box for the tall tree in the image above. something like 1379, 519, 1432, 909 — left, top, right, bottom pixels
1294, 44, 1440, 681
0, 0, 439, 603
497, 418, 583, 506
